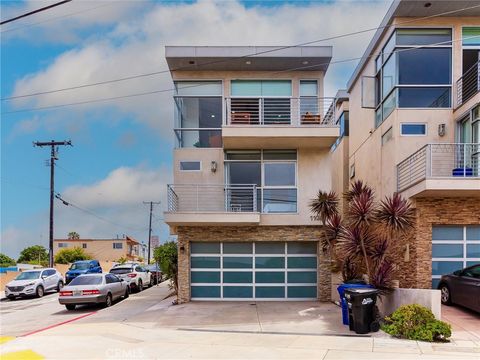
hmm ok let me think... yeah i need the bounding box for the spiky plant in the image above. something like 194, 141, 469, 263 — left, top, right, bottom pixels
376, 193, 415, 233
337, 226, 375, 278
348, 191, 376, 227
341, 257, 361, 283
344, 179, 374, 202
310, 190, 339, 223
371, 260, 395, 292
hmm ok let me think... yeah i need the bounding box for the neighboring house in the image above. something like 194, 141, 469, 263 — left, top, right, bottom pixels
164, 45, 339, 302
53, 236, 141, 262
333, 0, 480, 290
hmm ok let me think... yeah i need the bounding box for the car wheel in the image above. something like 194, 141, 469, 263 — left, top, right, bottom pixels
440, 284, 452, 305
57, 281, 64, 292
104, 293, 113, 308
137, 280, 143, 292
65, 304, 76, 311
36, 285, 44, 298
7, 295, 15, 300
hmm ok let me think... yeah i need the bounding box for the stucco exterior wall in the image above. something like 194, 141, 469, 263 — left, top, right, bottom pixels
176, 225, 331, 303
53, 239, 139, 262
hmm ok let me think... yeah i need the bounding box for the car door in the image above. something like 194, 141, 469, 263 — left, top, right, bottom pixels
42, 270, 56, 290
135, 266, 147, 285
456, 265, 480, 312
105, 274, 121, 299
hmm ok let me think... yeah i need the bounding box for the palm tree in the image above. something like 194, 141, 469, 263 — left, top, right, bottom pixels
67, 231, 80, 240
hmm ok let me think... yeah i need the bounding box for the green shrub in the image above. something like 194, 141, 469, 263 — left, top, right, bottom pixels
17, 245, 48, 264
153, 241, 178, 293
382, 304, 451, 342
0, 253, 16, 267
54, 247, 92, 264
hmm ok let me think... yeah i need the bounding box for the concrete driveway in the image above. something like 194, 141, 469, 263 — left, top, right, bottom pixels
441, 304, 480, 342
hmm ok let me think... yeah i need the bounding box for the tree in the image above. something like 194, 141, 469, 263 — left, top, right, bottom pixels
117, 256, 127, 264
68, 232, 80, 240
0, 253, 16, 267
17, 245, 48, 264
153, 241, 178, 293
310, 180, 415, 291
54, 247, 92, 264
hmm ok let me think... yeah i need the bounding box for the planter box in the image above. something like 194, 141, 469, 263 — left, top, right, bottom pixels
377, 288, 441, 319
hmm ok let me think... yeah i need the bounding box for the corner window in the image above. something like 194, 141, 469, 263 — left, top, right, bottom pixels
179, 161, 201, 171
113, 243, 123, 249
400, 123, 427, 136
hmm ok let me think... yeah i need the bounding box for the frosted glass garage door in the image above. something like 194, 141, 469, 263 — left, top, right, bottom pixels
431, 225, 480, 288
190, 241, 317, 300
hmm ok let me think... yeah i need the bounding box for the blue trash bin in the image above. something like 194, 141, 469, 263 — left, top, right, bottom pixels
337, 283, 373, 325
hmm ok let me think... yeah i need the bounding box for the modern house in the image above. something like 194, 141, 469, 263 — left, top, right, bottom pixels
53, 236, 141, 262
335, 0, 480, 290
164, 46, 339, 302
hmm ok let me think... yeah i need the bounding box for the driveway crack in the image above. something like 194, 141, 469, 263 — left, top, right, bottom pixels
255, 302, 263, 333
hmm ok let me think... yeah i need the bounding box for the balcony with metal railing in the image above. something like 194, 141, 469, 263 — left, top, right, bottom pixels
396, 143, 480, 197
222, 97, 339, 148
165, 184, 260, 226
456, 60, 480, 109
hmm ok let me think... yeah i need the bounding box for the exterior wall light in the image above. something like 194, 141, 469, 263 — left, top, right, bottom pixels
211, 161, 217, 173
438, 124, 446, 137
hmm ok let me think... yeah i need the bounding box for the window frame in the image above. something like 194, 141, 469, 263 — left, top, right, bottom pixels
400, 123, 427, 137
179, 161, 202, 172
113, 242, 123, 250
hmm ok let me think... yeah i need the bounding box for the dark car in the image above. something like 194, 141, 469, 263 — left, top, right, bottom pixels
145, 264, 163, 285
438, 264, 480, 313
65, 260, 102, 284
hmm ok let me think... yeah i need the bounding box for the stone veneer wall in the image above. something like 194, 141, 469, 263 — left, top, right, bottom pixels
411, 197, 480, 289
176, 225, 331, 304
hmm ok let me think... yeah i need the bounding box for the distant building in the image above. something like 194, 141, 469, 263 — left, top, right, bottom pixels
151, 235, 160, 249
53, 236, 140, 262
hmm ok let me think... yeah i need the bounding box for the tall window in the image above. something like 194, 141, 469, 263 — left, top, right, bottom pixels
225, 150, 297, 213
174, 81, 222, 148
229, 80, 292, 125
374, 29, 452, 127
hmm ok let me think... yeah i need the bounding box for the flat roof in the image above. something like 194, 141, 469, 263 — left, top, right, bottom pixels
347, 0, 480, 91
55, 237, 140, 244
165, 46, 333, 72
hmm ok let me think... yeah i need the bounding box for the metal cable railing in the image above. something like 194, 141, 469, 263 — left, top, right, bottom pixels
456, 60, 480, 108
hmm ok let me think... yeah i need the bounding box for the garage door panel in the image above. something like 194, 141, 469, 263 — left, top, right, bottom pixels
191, 256, 220, 268
287, 257, 317, 269
191, 242, 220, 253
191, 271, 220, 283
255, 242, 285, 254
255, 256, 285, 268
288, 242, 316, 254
287, 271, 317, 283
255, 286, 285, 298
255, 271, 284, 283
287, 286, 317, 298
223, 272, 253, 283
191, 286, 221, 298
223, 286, 252, 298
223, 242, 253, 254
223, 257, 252, 268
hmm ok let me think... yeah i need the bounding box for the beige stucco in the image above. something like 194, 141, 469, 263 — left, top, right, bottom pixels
53, 238, 140, 262
173, 148, 224, 185
348, 17, 480, 198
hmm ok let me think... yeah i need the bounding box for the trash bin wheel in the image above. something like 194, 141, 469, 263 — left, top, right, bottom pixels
370, 321, 380, 333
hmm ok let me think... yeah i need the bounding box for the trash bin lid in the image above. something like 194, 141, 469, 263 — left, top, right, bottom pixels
345, 288, 378, 295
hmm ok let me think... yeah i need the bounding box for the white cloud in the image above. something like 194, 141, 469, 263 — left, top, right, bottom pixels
7, 0, 390, 137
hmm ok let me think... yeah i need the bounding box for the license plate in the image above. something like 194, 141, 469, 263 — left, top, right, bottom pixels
73, 290, 82, 296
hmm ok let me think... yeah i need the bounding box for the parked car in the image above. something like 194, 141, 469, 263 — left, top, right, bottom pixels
109, 264, 151, 292
65, 260, 102, 284
5, 268, 64, 299
145, 264, 163, 285
59, 273, 129, 310
438, 263, 480, 313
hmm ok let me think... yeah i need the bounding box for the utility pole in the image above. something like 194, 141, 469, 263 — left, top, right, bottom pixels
143, 201, 160, 264
34, 140, 72, 267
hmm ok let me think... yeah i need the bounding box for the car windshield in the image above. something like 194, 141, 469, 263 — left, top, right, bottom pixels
15, 271, 41, 280
69, 276, 103, 286
110, 267, 133, 275
70, 262, 90, 270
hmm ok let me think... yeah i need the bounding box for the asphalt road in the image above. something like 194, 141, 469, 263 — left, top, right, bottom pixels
0, 284, 169, 337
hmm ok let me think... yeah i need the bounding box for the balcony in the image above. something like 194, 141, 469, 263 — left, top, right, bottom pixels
456, 60, 480, 108
164, 184, 260, 226
397, 143, 480, 197
222, 97, 339, 148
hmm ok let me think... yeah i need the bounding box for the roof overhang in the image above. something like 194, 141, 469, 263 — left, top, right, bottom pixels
165, 46, 332, 72
347, 0, 480, 91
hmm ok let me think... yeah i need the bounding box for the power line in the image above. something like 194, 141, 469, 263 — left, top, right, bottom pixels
0, 0, 73, 26
2, 34, 477, 116
2, 2, 479, 102
0, 2, 115, 34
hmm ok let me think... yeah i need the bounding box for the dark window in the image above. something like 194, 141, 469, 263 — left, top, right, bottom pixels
398, 87, 451, 108
396, 28, 452, 46
113, 243, 123, 249
135, 266, 144, 272
227, 162, 261, 186
398, 48, 451, 85
180, 161, 201, 171
106, 274, 120, 283
110, 267, 133, 275
82, 243, 87, 249
69, 276, 103, 286
401, 123, 426, 135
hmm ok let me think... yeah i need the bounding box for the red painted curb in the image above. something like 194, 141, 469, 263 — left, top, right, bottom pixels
21, 311, 97, 337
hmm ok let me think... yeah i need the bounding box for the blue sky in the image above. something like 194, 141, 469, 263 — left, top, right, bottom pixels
1, 0, 390, 258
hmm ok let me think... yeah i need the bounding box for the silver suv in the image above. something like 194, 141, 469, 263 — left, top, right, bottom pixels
109, 264, 151, 292
5, 268, 64, 299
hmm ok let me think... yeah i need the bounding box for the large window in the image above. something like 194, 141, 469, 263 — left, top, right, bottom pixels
174, 81, 222, 148
374, 29, 452, 127
225, 150, 297, 213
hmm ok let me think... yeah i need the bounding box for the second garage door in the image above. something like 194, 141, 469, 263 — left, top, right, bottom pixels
190, 241, 317, 300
